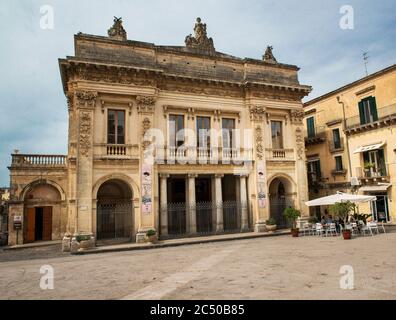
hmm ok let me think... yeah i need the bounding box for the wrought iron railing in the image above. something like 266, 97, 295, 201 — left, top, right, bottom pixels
346, 104, 396, 129
329, 138, 345, 152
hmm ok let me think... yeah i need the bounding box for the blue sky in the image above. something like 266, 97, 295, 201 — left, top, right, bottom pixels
0, 0, 395, 186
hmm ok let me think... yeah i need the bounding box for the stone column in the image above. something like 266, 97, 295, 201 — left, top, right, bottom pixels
74, 91, 97, 235
160, 174, 169, 237
187, 174, 197, 234
240, 174, 249, 231
215, 174, 224, 232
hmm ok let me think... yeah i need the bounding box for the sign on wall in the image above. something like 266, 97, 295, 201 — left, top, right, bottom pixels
257, 161, 267, 208
141, 164, 152, 215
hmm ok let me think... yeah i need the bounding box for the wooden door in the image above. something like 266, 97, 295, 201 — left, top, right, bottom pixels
26, 208, 36, 243
42, 207, 52, 241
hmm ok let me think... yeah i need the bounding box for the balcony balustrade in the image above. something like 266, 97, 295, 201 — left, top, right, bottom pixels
345, 104, 396, 134
304, 126, 327, 145
265, 148, 295, 161
355, 165, 390, 182
329, 138, 345, 153
11, 154, 67, 168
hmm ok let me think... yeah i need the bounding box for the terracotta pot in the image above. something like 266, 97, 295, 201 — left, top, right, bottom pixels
342, 230, 352, 240
291, 228, 300, 237
266, 225, 277, 232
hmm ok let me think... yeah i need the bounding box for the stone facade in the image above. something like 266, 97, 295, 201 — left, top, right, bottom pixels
7, 18, 311, 245
304, 65, 396, 222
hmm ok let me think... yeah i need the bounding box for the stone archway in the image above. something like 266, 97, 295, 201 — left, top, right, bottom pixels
23, 182, 62, 243
268, 175, 295, 229
96, 179, 134, 241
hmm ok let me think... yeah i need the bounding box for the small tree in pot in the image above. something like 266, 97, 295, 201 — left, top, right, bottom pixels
329, 201, 355, 240
146, 229, 158, 244
283, 207, 301, 237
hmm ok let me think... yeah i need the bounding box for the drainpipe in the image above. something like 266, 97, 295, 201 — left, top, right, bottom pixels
337, 96, 354, 191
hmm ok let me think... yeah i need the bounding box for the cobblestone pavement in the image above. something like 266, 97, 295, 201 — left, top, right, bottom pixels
0, 234, 395, 300
0, 245, 67, 263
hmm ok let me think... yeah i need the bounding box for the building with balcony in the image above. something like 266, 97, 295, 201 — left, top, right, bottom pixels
7, 17, 311, 245
304, 64, 396, 222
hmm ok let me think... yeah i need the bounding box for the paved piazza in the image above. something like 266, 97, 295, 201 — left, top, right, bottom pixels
0, 234, 395, 300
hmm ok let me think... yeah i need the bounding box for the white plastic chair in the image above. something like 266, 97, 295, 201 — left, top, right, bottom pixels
367, 222, 379, 235
326, 223, 338, 237
350, 223, 359, 236
315, 223, 325, 237
377, 222, 387, 234
300, 223, 311, 236
360, 221, 373, 236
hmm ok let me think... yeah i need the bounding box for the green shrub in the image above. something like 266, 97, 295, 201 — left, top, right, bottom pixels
283, 207, 301, 229
146, 229, 157, 237
76, 235, 91, 242
265, 218, 277, 226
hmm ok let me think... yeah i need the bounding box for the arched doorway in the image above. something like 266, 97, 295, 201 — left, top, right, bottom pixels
24, 183, 62, 243
269, 177, 295, 229
97, 179, 133, 241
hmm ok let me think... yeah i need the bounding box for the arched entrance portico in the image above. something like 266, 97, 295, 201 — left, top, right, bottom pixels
96, 179, 134, 241
268, 176, 295, 229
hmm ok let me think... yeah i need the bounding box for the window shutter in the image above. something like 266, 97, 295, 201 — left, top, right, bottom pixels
358, 101, 366, 124
370, 97, 379, 121
316, 161, 322, 178
363, 152, 370, 164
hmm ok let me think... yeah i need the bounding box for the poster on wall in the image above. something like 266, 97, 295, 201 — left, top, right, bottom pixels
141, 164, 152, 215
257, 161, 267, 208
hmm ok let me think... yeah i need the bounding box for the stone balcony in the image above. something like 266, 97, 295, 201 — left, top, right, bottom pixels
94, 144, 140, 160
355, 165, 390, 184
265, 148, 295, 162
304, 127, 327, 146
10, 154, 67, 169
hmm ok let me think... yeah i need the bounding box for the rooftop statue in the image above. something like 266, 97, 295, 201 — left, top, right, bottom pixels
263, 46, 277, 64
108, 16, 127, 41
185, 17, 215, 54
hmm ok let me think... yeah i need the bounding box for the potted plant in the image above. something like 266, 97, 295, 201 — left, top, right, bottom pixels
364, 162, 374, 177
146, 229, 158, 244
283, 207, 301, 237
265, 218, 277, 232
329, 201, 355, 240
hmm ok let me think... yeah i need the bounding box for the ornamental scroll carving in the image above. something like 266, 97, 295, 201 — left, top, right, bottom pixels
142, 117, 152, 150
255, 126, 264, 161
79, 112, 92, 157
295, 127, 304, 160
137, 95, 156, 114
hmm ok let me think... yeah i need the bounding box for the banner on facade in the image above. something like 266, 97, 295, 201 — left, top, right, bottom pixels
257, 161, 267, 208
141, 164, 152, 215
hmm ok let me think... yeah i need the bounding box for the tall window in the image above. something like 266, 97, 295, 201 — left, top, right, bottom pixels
363, 149, 386, 177
335, 156, 343, 171
306, 117, 315, 138
169, 115, 185, 147
359, 96, 378, 125
271, 121, 283, 149
196, 116, 211, 148
108, 110, 125, 144
332, 128, 341, 149
307, 160, 321, 183
222, 118, 235, 149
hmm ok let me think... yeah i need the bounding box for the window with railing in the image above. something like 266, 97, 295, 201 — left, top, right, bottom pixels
108, 110, 125, 144
169, 114, 185, 148
271, 121, 284, 149
335, 156, 343, 172
222, 118, 235, 149
362, 149, 387, 177
307, 160, 321, 184
332, 128, 341, 149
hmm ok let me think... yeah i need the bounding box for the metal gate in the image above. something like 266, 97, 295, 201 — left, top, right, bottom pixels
167, 203, 187, 236
97, 202, 133, 240
223, 201, 241, 232
269, 196, 294, 229
196, 202, 214, 235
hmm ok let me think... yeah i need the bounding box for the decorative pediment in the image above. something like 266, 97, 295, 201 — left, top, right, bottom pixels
185, 18, 215, 54
108, 17, 127, 41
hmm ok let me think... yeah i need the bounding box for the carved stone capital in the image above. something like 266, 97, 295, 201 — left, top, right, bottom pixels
75, 91, 98, 109
290, 109, 304, 125
137, 95, 156, 113
188, 174, 198, 179
159, 174, 170, 179
250, 106, 267, 121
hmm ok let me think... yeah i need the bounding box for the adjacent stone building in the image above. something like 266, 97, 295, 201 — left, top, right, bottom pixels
8, 17, 311, 245
304, 65, 396, 222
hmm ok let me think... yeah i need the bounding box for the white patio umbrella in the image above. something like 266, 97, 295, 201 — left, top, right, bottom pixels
305, 192, 377, 207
